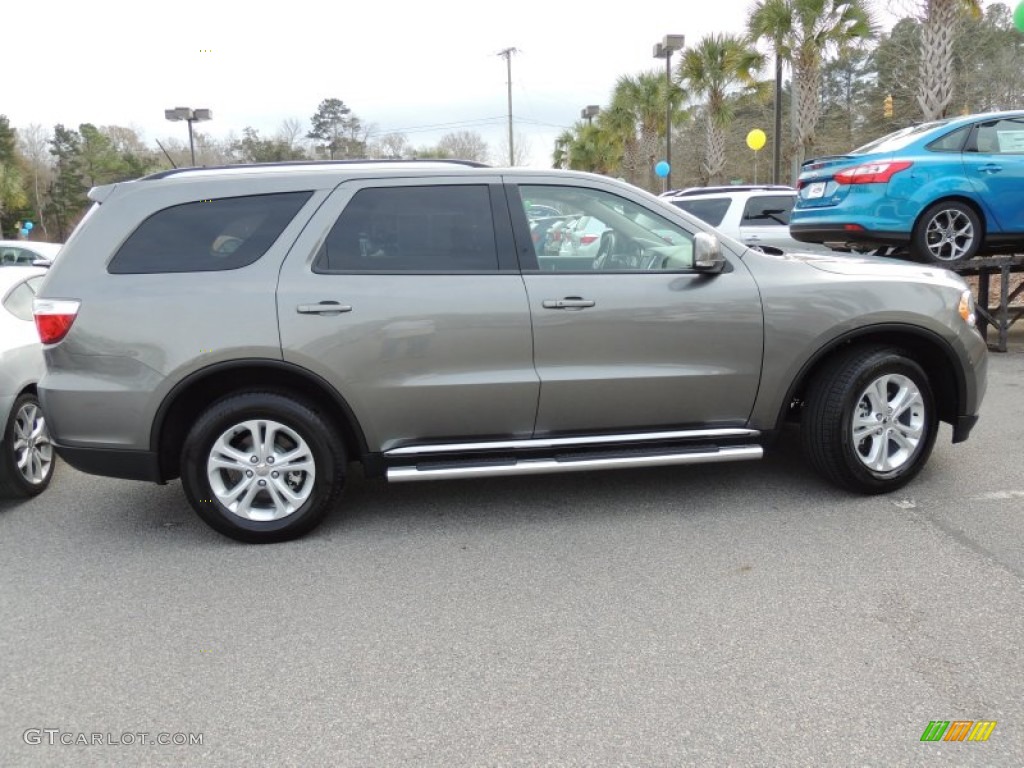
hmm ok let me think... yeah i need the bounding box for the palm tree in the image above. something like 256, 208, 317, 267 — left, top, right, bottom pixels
916, 0, 982, 120
748, 0, 873, 173
550, 122, 620, 175
678, 33, 763, 184
605, 72, 670, 190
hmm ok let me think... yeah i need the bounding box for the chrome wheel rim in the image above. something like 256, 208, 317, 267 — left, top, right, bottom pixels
924, 209, 974, 262
206, 419, 316, 522
851, 373, 926, 473
12, 402, 53, 485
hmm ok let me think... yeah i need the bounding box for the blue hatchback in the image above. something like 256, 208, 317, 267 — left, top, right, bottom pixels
790, 111, 1024, 264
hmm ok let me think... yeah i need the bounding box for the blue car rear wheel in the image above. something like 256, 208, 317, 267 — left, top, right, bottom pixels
912, 200, 982, 265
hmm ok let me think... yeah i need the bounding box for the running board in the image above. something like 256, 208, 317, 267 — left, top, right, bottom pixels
387, 445, 763, 483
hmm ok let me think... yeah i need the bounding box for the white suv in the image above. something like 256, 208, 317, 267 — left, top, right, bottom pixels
661, 186, 834, 254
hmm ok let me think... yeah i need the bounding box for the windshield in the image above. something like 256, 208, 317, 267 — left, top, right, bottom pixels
852, 119, 955, 155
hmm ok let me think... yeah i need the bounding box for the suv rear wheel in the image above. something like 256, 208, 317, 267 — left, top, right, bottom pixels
180, 391, 346, 543
802, 346, 937, 493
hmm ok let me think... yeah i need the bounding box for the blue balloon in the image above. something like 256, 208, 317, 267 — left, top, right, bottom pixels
25, 221, 33, 231
655, 161, 670, 178
20, 228, 29, 237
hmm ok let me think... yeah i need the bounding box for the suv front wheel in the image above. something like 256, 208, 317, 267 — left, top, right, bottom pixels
802, 346, 937, 493
180, 391, 347, 543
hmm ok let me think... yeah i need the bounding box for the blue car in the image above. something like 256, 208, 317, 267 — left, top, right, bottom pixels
790, 110, 1024, 264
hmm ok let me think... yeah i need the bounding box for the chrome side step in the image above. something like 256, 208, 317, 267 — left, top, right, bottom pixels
387, 445, 763, 483
384, 428, 760, 456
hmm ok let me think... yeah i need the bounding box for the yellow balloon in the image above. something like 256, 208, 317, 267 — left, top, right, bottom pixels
746, 129, 767, 151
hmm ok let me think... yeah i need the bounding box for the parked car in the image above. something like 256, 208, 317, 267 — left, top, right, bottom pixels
35, 160, 986, 543
526, 205, 574, 258
0, 240, 62, 267
661, 186, 835, 254
558, 215, 612, 262
790, 110, 1024, 264
1, 266, 55, 498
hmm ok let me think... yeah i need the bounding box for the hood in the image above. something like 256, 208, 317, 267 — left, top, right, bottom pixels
765, 250, 965, 287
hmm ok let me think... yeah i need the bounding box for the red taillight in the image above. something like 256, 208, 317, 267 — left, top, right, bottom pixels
833, 161, 913, 185
580, 234, 598, 245
33, 299, 81, 344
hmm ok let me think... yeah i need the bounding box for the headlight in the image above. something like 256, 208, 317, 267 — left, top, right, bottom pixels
958, 289, 976, 327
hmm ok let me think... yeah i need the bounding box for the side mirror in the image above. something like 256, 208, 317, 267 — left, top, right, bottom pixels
693, 232, 725, 273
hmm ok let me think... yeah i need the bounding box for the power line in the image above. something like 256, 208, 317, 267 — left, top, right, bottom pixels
365, 115, 509, 138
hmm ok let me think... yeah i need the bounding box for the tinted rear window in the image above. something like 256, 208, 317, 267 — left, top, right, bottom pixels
314, 185, 498, 273
108, 192, 312, 274
741, 195, 794, 226
671, 198, 731, 227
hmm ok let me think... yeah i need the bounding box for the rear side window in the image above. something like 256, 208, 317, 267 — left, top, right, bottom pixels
670, 198, 730, 227
741, 195, 794, 226
314, 185, 498, 273
108, 192, 312, 274
927, 125, 971, 153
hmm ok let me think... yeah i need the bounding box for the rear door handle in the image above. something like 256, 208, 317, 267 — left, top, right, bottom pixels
979, 163, 1003, 174
542, 297, 596, 310
297, 301, 353, 315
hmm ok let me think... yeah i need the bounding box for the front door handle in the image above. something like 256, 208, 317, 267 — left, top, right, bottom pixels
542, 297, 596, 310
297, 301, 353, 315
979, 163, 1003, 174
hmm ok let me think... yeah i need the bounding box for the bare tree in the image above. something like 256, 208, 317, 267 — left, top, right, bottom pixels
494, 131, 532, 166
436, 131, 489, 162
369, 132, 411, 159
17, 123, 54, 238
277, 118, 307, 155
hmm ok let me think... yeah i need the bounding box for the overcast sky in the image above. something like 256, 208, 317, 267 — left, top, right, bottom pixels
6, 0, 904, 167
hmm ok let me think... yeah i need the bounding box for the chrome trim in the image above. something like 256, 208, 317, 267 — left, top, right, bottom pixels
384, 428, 760, 457
387, 445, 763, 482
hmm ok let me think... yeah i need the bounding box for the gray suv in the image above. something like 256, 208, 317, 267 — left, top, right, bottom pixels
33, 161, 987, 543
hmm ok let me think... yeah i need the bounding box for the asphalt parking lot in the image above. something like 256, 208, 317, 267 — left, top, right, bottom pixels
2, 343, 1023, 767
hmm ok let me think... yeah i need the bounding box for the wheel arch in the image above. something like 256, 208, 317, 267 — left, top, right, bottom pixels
912, 195, 988, 244
151, 360, 368, 482
778, 324, 965, 434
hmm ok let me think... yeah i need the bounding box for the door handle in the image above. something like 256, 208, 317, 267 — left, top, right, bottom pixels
297, 301, 353, 315
542, 297, 596, 310
979, 163, 1003, 174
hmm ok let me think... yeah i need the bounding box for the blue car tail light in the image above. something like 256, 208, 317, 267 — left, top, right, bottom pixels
833, 161, 913, 185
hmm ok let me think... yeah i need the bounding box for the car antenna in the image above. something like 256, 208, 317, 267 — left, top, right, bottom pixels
155, 139, 177, 169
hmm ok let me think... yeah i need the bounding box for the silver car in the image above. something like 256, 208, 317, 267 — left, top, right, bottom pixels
1, 266, 55, 498
34, 161, 987, 543
0, 240, 63, 267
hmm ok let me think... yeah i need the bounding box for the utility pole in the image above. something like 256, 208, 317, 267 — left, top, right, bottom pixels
498, 47, 518, 165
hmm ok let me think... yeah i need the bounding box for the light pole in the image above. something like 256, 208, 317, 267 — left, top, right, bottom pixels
497, 48, 518, 165
580, 105, 600, 126
652, 35, 685, 191
164, 107, 212, 166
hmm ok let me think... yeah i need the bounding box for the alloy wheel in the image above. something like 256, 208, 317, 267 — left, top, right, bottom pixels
206, 419, 316, 522
12, 402, 53, 486
850, 373, 927, 473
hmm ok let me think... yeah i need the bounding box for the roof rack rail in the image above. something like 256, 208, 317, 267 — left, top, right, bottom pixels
140, 158, 491, 181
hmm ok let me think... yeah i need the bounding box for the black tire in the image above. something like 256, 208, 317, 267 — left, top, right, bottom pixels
911, 200, 982, 265
0, 392, 56, 499
180, 391, 346, 543
801, 346, 937, 494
